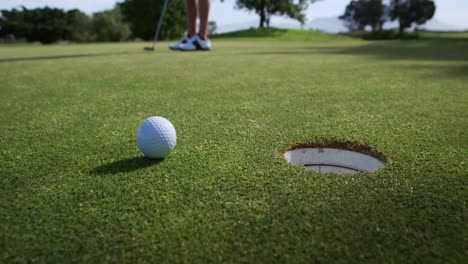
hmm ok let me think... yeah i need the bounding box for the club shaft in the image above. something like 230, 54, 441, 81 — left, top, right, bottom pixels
151, 0, 170, 49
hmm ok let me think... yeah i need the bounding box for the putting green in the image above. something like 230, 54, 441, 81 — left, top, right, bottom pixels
1, 31, 466, 262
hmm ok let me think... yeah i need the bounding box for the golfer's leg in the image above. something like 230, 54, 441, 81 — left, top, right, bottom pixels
198, 0, 210, 39
186, 0, 198, 37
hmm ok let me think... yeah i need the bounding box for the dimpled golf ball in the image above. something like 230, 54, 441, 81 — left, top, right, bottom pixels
136, 116, 177, 159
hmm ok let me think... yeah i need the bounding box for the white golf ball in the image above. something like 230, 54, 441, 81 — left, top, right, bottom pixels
136, 116, 177, 159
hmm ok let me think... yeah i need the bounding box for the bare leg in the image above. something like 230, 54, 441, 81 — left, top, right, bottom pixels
198, 0, 210, 39
186, 0, 197, 37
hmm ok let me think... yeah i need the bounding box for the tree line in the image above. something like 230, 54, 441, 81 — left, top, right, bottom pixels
0, 0, 436, 43
0, 6, 130, 43
0, 0, 188, 44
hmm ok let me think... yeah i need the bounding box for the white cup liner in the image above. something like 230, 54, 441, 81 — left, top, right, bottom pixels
284, 147, 385, 174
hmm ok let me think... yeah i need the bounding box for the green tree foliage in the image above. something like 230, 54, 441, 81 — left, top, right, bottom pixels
235, 0, 314, 28
0, 6, 133, 43
0, 7, 95, 43
119, 0, 186, 40
390, 0, 435, 34
66, 9, 94, 42
92, 7, 131, 42
0, 7, 70, 43
0, 8, 24, 41
340, 0, 387, 32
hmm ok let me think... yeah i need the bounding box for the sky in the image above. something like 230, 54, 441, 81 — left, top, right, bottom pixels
0, 0, 467, 30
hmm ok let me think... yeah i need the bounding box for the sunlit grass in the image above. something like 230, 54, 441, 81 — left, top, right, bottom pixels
1, 31, 466, 262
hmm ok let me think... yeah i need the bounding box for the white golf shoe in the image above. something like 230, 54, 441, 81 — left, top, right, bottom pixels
169, 35, 189, 50
179, 34, 211, 51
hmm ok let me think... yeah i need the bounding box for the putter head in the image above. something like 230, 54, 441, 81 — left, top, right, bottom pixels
144, 47, 155, 51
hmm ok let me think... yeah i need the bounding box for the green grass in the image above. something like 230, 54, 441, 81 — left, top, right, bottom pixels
344, 29, 468, 41
418, 31, 468, 40
1, 30, 467, 262
212, 27, 346, 41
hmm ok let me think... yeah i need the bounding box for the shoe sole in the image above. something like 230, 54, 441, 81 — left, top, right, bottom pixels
179, 48, 211, 52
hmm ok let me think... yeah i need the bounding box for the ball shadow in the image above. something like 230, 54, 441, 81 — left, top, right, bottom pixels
91, 156, 163, 175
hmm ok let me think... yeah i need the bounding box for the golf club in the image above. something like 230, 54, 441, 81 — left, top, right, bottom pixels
144, 0, 170, 51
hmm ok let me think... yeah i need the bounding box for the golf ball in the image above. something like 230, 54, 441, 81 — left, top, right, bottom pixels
136, 116, 177, 159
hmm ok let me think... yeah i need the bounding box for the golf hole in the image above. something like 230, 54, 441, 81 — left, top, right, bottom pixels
284, 143, 386, 174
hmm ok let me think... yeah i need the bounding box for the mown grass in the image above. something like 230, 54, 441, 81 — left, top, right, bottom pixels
343, 29, 468, 41
0, 30, 466, 263
212, 27, 346, 41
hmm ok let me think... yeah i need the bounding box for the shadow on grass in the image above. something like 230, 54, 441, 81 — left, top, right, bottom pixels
0, 52, 129, 63
238, 38, 468, 81
91, 156, 162, 175
243, 38, 468, 62
315, 40, 468, 62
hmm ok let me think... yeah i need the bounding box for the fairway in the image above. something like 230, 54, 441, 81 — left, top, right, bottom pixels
1, 33, 467, 262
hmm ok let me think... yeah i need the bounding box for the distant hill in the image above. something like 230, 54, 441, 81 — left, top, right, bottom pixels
307, 17, 347, 33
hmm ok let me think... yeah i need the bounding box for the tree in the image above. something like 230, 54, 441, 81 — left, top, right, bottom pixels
0, 7, 94, 43
390, 0, 435, 34
92, 7, 131, 42
0, 8, 25, 41
340, 0, 387, 32
235, 0, 313, 28
66, 9, 94, 42
0, 7, 69, 43
119, 0, 186, 40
